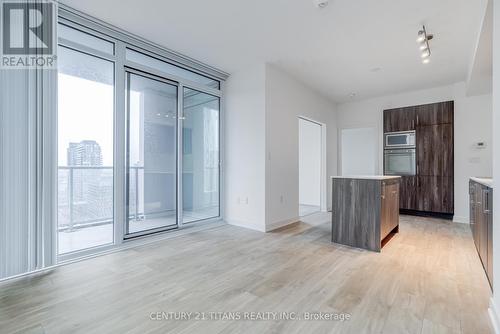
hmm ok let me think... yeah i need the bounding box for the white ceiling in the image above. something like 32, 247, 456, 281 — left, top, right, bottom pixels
467, 0, 492, 96
60, 0, 489, 103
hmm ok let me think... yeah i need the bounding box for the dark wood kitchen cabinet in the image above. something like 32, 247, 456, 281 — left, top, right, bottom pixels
470, 183, 477, 245
417, 176, 454, 214
383, 107, 416, 132
399, 176, 417, 210
488, 204, 493, 289
416, 124, 453, 177
416, 101, 454, 126
383, 100, 454, 216
415, 113, 454, 214
380, 180, 400, 240
470, 179, 493, 289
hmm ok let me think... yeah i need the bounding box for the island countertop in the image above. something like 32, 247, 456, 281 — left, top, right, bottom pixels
331, 175, 402, 181
470, 177, 493, 188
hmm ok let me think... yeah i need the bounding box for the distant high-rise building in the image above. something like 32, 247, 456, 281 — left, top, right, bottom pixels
67, 140, 103, 166
64, 141, 108, 227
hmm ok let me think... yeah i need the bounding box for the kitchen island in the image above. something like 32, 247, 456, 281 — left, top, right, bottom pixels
331, 176, 401, 252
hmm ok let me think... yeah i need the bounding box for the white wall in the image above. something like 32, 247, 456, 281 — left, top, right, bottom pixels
265, 64, 337, 231
336, 82, 492, 223
340, 127, 377, 176
491, 0, 500, 327
224, 64, 267, 232
299, 119, 321, 207
454, 93, 493, 222
225, 63, 338, 232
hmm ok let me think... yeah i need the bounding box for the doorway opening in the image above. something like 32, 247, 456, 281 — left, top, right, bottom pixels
299, 118, 323, 217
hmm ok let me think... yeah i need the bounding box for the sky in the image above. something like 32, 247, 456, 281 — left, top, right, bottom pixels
58, 73, 114, 166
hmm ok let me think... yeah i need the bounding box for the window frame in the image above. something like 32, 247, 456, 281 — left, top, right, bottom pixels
57, 4, 226, 262
57, 43, 117, 257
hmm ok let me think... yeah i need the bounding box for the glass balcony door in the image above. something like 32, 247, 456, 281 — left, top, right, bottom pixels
126, 71, 179, 237
182, 88, 220, 224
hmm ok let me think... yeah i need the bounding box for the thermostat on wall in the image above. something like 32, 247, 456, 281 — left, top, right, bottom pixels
475, 142, 487, 149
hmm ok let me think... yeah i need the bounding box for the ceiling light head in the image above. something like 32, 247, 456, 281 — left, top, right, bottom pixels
421, 50, 430, 58
314, 0, 329, 9
422, 58, 430, 64
416, 30, 426, 43
419, 43, 428, 51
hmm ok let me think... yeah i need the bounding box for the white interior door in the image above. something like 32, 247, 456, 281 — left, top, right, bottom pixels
341, 127, 377, 176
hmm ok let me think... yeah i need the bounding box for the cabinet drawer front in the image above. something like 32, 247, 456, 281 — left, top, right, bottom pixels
381, 182, 399, 240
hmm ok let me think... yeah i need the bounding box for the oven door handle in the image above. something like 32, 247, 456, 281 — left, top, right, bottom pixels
385, 151, 415, 155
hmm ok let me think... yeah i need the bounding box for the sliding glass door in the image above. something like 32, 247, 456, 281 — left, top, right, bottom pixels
52, 13, 225, 264
182, 88, 220, 223
126, 72, 178, 237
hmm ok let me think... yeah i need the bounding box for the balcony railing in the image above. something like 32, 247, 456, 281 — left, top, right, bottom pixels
58, 166, 218, 232
58, 166, 143, 232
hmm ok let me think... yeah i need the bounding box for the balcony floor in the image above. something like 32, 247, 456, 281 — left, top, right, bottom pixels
58, 207, 219, 254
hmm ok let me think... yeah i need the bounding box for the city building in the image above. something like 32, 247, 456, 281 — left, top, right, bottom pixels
67, 140, 103, 166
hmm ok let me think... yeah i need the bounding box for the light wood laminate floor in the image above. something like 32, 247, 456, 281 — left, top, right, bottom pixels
0, 214, 493, 334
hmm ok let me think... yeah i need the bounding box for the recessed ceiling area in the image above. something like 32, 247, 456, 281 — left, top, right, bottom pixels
61, 0, 489, 103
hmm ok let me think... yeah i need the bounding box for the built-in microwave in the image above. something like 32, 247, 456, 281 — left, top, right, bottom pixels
384, 130, 416, 149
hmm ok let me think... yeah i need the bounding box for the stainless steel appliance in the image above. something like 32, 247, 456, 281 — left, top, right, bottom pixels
384, 131, 416, 149
384, 148, 416, 176
384, 130, 416, 176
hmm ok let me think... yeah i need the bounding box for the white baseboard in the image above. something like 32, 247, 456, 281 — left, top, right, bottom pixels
490, 297, 500, 334
226, 219, 266, 233
453, 215, 469, 224
265, 217, 300, 232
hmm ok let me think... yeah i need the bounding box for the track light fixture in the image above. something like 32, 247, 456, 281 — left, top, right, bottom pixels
416, 25, 433, 64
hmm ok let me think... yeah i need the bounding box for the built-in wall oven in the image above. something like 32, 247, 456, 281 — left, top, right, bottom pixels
384, 131, 416, 176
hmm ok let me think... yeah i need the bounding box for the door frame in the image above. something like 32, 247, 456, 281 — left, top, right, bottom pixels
124, 68, 180, 239
298, 116, 327, 213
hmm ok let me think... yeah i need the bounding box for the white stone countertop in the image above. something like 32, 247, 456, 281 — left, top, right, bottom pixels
331, 175, 402, 180
470, 177, 493, 188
